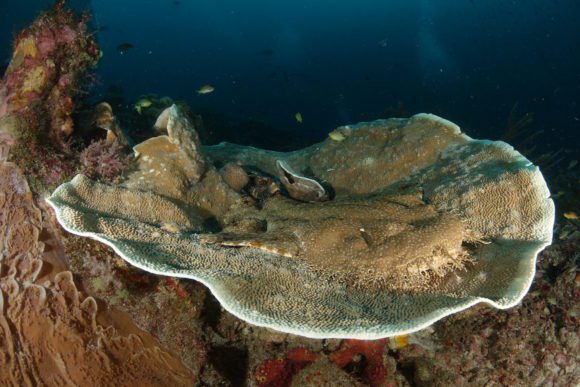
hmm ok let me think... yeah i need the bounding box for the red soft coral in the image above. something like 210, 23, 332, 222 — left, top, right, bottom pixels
329, 339, 389, 386
255, 347, 318, 387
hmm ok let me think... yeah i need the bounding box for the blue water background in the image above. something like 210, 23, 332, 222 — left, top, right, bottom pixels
1, 0, 579, 156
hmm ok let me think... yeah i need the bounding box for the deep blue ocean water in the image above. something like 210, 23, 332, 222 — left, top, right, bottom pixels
1, 0, 579, 158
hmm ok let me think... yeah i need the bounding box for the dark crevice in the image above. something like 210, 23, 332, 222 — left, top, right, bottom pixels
208, 345, 248, 386
200, 292, 222, 332
392, 351, 418, 387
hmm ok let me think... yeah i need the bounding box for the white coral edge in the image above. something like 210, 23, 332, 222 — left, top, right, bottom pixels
46, 114, 555, 339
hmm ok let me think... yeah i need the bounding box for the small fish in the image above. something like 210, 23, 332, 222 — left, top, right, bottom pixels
134, 98, 152, 114
172, 1, 181, 5
328, 125, 351, 142
197, 84, 215, 94
563, 211, 578, 220
295, 112, 303, 123
559, 228, 571, 240
116, 43, 134, 54
328, 131, 346, 142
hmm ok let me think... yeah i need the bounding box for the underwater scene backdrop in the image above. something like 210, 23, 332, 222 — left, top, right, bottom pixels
0, 1, 578, 386
2, 0, 579, 152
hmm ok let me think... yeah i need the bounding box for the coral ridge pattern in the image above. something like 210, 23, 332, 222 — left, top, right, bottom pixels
47, 106, 554, 339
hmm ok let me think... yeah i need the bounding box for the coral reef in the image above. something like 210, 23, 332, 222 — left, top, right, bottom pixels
255, 347, 318, 386
0, 2, 99, 149
292, 358, 366, 386
1, 3, 575, 386
47, 107, 554, 339
0, 2, 101, 195
0, 159, 194, 385
395, 236, 579, 386
60, 235, 208, 377
199, 254, 578, 386
0, 4, 199, 385
329, 340, 389, 386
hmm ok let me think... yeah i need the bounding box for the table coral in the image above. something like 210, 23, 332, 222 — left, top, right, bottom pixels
395, 237, 579, 386
47, 106, 554, 339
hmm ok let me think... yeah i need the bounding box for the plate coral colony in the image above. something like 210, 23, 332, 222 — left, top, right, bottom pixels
1, 2, 567, 386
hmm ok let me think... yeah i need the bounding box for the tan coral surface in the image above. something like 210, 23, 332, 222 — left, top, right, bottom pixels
0, 160, 194, 385
201, 192, 469, 291
47, 107, 554, 339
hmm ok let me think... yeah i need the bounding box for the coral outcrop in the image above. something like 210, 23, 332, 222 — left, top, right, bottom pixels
47, 106, 554, 339
0, 2, 99, 151
220, 162, 250, 192
0, 159, 194, 385
0, 5, 198, 384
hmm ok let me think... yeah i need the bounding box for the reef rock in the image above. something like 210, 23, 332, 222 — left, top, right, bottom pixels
0, 3, 100, 150
47, 108, 554, 339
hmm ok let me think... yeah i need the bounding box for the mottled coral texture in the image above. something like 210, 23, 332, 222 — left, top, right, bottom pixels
0, 2, 99, 149
220, 162, 250, 192
48, 108, 554, 339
